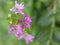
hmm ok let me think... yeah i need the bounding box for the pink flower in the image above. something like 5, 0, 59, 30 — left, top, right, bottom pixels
24, 16, 32, 28
25, 34, 34, 44
24, 16, 32, 23
10, 7, 15, 11
15, 31, 19, 38
16, 24, 24, 34
8, 24, 34, 44
9, 1, 34, 44
15, 1, 24, 10
18, 34, 34, 44
18, 19, 22, 24
10, 1, 24, 13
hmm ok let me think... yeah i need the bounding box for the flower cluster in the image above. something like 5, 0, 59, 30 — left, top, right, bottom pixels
8, 1, 34, 44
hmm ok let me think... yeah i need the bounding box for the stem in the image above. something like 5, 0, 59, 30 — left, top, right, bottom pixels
47, 0, 56, 45
48, 17, 55, 45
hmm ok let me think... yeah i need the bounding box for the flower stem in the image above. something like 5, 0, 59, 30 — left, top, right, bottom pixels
47, 0, 56, 45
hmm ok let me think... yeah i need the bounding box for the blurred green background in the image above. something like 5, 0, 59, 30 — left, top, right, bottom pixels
0, 0, 60, 45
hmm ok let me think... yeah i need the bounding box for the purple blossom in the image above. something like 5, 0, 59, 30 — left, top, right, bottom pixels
15, 31, 19, 38
16, 24, 24, 34
8, 24, 34, 44
18, 34, 34, 44
10, 7, 15, 12
10, 1, 24, 13
8, 24, 24, 38
25, 34, 34, 44
18, 19, 22, 24
9, 1, 34, 44
24, 16, 32, 23
24, 16, 32, 28
15, 1, 24, 10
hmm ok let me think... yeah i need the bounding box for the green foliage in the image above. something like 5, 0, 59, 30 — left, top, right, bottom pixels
0, 0, 60, 45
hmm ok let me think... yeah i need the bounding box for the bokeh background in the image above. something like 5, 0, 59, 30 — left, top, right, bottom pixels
0, 0, 60, 45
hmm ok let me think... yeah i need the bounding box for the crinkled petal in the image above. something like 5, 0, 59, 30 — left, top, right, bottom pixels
16, 24, 24, 34
15, 31, 19, 38
25, 34, 34, 44
15, 1, 20, 8
26, 38, 29, 44
10, 7, 15, 11
25, 23, 30, 28
24, 16, 32, 28
19, 2, 24, 10
24, 16, 32, 24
